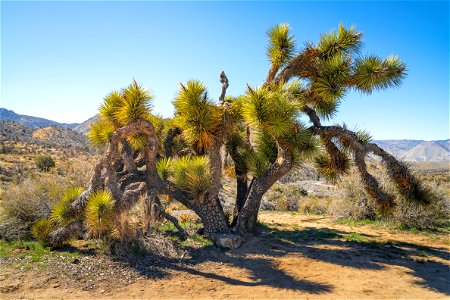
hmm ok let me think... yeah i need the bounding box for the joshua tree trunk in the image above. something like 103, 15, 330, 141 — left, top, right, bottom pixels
235, 142, 294, 236
231, 174, 249, 226
192, 197, 230, 238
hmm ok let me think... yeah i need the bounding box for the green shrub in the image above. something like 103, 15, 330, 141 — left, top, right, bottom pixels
50, 187, 83, 226
35, 154, 55, 172
31, 218, 53, 244
85, 190, 116, 237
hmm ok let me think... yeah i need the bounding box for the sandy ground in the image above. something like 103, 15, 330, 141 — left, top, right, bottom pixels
1, 212, 449, 299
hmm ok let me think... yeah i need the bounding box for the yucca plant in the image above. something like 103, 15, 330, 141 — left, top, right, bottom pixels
266, 23, 296, 81
88, 118, 115, 147
173, 80, 222, 152
241, 85, 299, 137
45, 22, 433, 247
88, 80, 153, 147
115, 80, 153, 125
32, 218, 53, 244
50, 187, 84, 226
158, 156, 212, 202
85, 190, 116, 237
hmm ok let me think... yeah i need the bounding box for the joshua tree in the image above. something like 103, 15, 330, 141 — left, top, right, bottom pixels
45, 23, 432, 247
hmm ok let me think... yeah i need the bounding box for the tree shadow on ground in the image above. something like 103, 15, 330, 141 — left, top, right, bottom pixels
114, 223, 450, 296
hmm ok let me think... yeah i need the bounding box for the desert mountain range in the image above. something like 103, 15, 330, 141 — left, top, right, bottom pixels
1, 108, 448, 162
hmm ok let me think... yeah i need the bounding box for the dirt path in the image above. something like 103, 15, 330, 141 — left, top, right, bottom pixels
1, 213, 449, 299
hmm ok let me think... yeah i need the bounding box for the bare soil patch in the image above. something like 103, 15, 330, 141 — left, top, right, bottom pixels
1, 212, 449, 299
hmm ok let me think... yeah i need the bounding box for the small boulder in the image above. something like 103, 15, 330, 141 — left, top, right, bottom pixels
214, 234, 241, 249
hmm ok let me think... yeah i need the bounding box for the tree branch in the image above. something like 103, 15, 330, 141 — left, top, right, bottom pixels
164, 126, 182, 158
219, 71, 229, 103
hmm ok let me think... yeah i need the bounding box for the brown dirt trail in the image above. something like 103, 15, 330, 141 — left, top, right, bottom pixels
1, 212, 449, 299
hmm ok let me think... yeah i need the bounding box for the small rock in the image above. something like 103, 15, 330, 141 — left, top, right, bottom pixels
214, 234, 242, 249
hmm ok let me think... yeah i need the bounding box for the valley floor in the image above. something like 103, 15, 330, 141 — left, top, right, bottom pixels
1, 212, 449, 299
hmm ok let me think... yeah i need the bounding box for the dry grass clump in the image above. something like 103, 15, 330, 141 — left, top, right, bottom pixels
261, 184, 308, 211
392, 181, 449, 230
0, 162, 92, 240
298, 196, 332, 215
137, 232, 186, 258
331, 167, 450, 230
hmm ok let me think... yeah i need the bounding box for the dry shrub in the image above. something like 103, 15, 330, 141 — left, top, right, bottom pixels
0, 175, 72, 240
138, 233, 186, 258
0, 161, 92, 240
179, 213, 199, 224
262, 184, 307, 211
332, 169, 450, 230
275, 195, 300, 211
298, 196, 332, 215
112, 211, 138, 243
330, 178, 381, 220
393, 181, 450, 230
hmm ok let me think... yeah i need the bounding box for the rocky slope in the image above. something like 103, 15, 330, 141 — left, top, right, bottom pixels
73, 115, 99, 135
0, 121, 92, 149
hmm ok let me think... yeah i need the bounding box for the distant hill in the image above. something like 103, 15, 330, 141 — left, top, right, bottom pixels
402, 141, 448, 162
0, 121, 92, 150
1, 108, 448, 162
0, 108, 79, 129
32, 126, 90, 149
73, 115, 99, 135
0, 121, 36, 143
374, 139, 449, 162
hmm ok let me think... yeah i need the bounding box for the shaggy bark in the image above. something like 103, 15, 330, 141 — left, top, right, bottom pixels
194, 196, 230, 238
48, 221, 84, 248
121, 140, 137, 173
272, 46, 320, 85
305, 106, 428, 207
265, 64, 280, 84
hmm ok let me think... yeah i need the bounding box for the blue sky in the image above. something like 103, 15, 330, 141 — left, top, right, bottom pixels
1, 1, 448, 140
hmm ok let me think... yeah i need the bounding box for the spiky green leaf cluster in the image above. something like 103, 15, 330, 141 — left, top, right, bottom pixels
242, 86, 299, 137
353, 55, 406, 93
173, 80, 222, 150
99, 91, 123, 126
355, 129, 372, 145
156, 157, 172, 181
267, 23, 295, 68
128, 133, 148, 151
85, 190, 116, 237
314, 149, 351, 183
157, 156, 212, 200
318, 24, 362, 58
88, 80, 153, 147
283, 79, 307, 105
32, 218, 53, 244
225, 131, 252, 174
280, 122, 317, 159
248, 130, 278, 178
50, 187, 83, 226
88, 118, 115, 147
